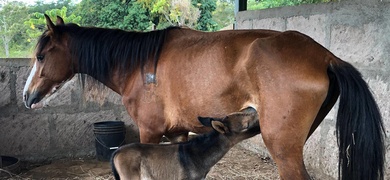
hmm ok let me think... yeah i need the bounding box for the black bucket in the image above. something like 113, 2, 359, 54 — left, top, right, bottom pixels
0, 156, 20, 178
93, 121, 126, 161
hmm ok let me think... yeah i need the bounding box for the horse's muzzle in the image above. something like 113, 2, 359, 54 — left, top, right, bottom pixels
24, 91, 41, 109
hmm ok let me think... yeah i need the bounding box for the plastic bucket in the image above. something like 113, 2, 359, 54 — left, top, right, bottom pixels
0, 156, 20, 178
93, 121, 126, 161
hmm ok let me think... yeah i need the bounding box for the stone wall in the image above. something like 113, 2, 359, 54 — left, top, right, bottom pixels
236, 0, 390, 179
0, 58, 139, 161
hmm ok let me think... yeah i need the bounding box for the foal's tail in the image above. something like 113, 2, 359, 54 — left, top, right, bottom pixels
110, 150, 121, 180
328, 61, 385, 180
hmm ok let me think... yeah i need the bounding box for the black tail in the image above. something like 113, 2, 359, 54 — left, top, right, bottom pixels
328, 61, 385, 180
111, 149, 120, 180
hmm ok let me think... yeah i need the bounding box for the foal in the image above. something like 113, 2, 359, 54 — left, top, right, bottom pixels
111, 108, 260, 180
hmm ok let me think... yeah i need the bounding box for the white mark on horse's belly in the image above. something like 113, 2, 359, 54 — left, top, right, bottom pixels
23, 62, 37, 97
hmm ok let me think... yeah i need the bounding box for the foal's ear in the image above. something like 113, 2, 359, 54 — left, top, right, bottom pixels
44, 14, 55, 32
56, 16, 65, 25
211, 121, 229, 134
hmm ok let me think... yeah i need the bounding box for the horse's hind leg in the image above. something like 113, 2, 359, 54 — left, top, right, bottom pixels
307, 71, 339, 138
260, 89, 327, 179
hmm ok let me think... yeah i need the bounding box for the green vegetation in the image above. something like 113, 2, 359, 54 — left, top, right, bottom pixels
247, 0, 335, 10
0, 0, 335, 58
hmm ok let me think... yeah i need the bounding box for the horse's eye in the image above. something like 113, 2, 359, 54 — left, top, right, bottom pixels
36, 55, 44, 62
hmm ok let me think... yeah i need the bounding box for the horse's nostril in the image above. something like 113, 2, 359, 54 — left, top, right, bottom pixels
24, 91, 40, 109
24, 93, 31, 109
23, 92, 29, 103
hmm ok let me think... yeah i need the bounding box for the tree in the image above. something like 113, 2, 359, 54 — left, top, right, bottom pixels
75, 0, 151, 31
24, 7, 82, 45
192, 0, 217, 31
212, 0, 234, 30
138, 0, 200, 29
29, 0, 77, 15
0, 1, 29, 57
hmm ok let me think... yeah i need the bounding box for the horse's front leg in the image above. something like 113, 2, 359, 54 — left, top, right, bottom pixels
122, 99, 167, 144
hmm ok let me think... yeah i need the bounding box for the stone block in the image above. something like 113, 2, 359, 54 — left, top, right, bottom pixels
320, 125, 338, 178
325, 101, 338, 121
41, 76, 78, 108
0, 114, 50, 157
51, 110, 117, 155
0, 67, 11, 107
253, 18, 285, 31
330, 24, 386, 68
16, 66, 31, 106
286, 14, 328, 47
386, 144, 390, 178
104, 90, 122, 105
236, 19, 253, 29
304, 119, 337, 179
367, 77, 390, 135
80, 78, 122, 106
304, 125, 322, 170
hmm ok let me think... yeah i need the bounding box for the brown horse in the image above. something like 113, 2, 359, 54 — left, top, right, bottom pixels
23, 15, 384, 180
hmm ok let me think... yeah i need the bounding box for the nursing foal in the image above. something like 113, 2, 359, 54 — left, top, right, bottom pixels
111, 108, 260, 180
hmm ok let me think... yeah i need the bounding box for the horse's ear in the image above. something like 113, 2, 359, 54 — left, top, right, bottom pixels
56, 16, 64, 25
44, 14, 55, 32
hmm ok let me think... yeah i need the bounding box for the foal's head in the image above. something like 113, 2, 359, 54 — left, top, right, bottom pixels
198, 111, 260, 141
23, 15, 74, 109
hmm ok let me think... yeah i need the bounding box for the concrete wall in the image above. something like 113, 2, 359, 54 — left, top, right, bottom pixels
236, 0, 390, 179
0, 58, 139, 162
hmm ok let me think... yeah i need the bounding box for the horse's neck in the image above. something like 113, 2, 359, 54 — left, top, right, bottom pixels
77, 72, 124, 95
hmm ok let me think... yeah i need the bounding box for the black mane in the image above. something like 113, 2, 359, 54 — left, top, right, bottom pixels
36, 24, 178, 85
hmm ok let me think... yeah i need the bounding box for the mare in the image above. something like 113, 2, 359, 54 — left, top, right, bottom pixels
23, 15, 385, 180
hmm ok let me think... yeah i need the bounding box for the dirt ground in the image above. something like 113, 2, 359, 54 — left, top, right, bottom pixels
2, 145, 280, 180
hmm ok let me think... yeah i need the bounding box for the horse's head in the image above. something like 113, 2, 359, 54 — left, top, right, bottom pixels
23, 15, 74, 109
